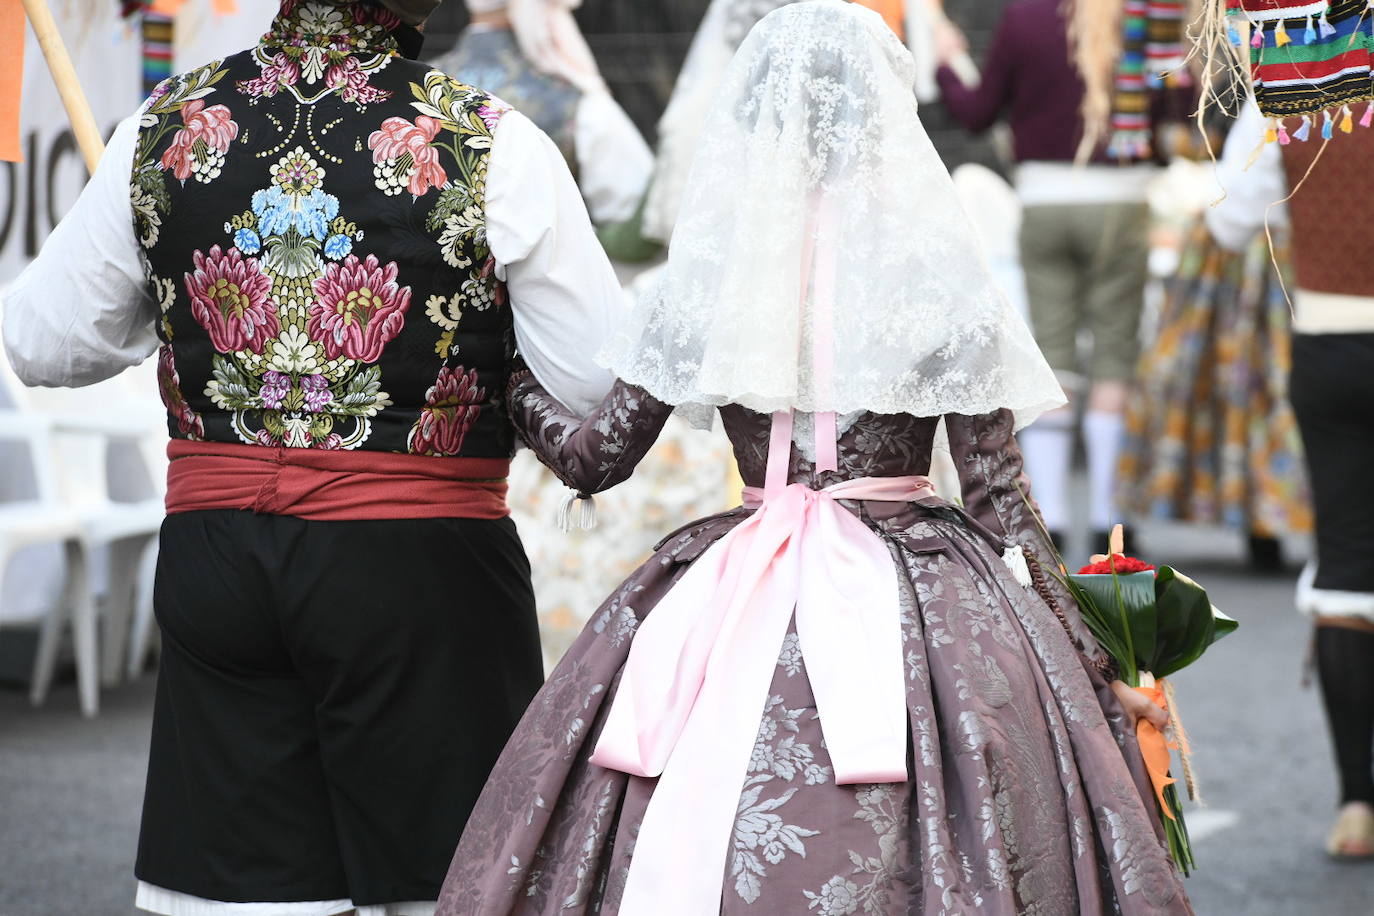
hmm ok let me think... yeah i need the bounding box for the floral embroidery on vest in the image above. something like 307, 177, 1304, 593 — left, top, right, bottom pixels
239, 0, 399, 108
135, 0, 516, 458
368, 71, 511, 452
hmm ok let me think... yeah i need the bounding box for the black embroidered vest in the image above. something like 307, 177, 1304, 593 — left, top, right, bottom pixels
136, 0, 517, 458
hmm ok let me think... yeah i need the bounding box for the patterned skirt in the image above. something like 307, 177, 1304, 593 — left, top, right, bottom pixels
436, 504, 1193, 915
1120, 222, 1311, 538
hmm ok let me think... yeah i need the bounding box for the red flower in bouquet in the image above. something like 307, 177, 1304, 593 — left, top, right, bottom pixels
1078, 554, 1157, 576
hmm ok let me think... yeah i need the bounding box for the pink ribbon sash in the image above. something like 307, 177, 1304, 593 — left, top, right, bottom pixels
589, 410, 931, 914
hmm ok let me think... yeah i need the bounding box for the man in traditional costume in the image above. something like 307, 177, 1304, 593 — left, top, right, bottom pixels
1196, 0, 1374, 861
934, 0, 1193, 552
2, 0, 624, 911
428, 0, 651, 228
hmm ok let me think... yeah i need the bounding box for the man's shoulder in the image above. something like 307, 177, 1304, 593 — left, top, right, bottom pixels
387, 61, 523, 124
140, 48, 260, 114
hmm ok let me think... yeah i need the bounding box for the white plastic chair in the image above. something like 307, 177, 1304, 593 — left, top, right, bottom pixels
0, 409, 98, 715
0, 351, 166, 714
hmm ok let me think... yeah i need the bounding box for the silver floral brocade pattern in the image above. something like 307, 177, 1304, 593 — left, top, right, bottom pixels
437, 379, 1191, 915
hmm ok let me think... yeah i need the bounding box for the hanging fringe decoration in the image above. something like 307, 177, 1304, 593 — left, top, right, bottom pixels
1199, 1, 1374, 134
1294, 113, 1313, 140
557, 491, 598, 532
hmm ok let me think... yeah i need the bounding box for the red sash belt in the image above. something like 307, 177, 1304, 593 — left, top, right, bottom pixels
165, 440, 511, 521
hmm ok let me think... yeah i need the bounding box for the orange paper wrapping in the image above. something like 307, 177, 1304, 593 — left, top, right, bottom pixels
0, 0, 24, 163
1135, 685, 1179, 820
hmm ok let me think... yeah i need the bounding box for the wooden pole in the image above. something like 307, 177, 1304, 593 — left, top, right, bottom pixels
20, 0, 104, 173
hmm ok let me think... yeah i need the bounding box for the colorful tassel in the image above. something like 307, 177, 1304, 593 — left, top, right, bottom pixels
1264, 119, 1279, 144
1305, 15, 1316, 44
1275, 20, 1291, 46
1361, 103, 1374, 128
1322, 108, 1334, 140
1319, 12, 1337, 38
1341, 105, 1355, 133
1251, 24, 1265, 48
1294, 115, 1313, 141
1277, 120, 1292, 144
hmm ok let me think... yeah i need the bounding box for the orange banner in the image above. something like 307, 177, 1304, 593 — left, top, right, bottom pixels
1135, 686, 1179, 819
0, 0, 24, 163
855, 0, 904, 36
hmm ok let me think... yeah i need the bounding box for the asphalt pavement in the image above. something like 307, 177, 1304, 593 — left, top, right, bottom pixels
0, 520, 1370, 915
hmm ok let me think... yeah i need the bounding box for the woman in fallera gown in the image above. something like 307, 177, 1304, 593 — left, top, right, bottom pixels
437, 2, 1193, 913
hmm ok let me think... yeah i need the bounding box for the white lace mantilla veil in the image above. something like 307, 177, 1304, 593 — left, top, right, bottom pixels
640, 0, 799, 243
601, 0, 1066, 433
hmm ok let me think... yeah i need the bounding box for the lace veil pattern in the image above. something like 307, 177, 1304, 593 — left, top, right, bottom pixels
602, 0, 1065, 431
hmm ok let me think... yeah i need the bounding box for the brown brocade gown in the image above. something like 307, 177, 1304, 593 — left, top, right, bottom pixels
437, 375, 1194, 916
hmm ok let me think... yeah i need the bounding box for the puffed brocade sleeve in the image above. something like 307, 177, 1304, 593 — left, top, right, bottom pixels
945, 409, 1112, 671
507, 371, 674, 497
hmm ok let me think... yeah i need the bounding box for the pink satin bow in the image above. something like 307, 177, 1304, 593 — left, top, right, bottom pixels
589, 410, 930, 914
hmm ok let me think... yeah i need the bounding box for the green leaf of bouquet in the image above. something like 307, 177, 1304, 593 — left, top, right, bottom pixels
1151, 566, 1234, 677
1068, 571, 1158, 673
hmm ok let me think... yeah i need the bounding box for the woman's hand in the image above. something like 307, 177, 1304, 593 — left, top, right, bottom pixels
1110, 680, 1171, 731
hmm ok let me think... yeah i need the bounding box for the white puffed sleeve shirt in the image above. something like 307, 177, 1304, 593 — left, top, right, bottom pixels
3, 108, 621, 418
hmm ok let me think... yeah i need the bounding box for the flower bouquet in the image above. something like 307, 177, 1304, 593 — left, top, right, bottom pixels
1061, 526, 1238, 875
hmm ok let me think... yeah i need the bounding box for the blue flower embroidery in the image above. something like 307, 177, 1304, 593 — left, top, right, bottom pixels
252, 187, 341, 240
234, 227, 262, 255
324, 234, 353, 259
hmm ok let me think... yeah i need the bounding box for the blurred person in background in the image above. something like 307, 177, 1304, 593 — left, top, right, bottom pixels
1, 0, 626, 910
428, 0, 653, 231
1119, 100, 1310, 573
1191, 0, 1374, 861
1206, 110, 1374, 861
934, 0, 1193, 555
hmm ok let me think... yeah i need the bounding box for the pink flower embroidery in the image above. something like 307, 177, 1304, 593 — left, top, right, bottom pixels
238, 52, 302, 99
326, 57, 390, 107
368, 116, 446, 196
309, 254, 412, 363
161, 100, 239, 181
185, 245, 280, 355
409, 366, 485, 457
157, 346, 205, 440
